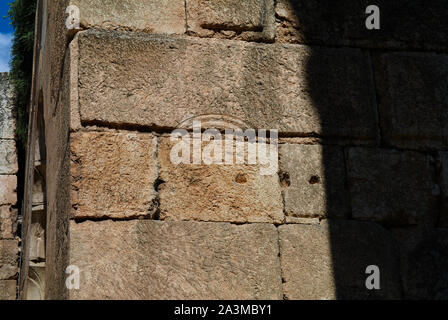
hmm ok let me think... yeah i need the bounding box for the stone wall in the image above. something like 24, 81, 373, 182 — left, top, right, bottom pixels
0, 73, 19, 300
20, 0, 448, 299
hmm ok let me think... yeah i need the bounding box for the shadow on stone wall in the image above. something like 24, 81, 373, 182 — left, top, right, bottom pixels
285, 0, 448, 299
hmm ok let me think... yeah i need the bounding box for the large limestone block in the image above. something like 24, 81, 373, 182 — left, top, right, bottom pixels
75, 30, 378, 141
0, 140, 18, 174
279, 144, 349, 218
393, 227, 448, 299
374, 52, 448, 150
158, 136, 283, 223
0, 73, 15, 140
186, 0, 275, 41
276, 0, 448, 51
0, 240, 18, 280
279, 221, 401, 300
69, 0, 186, 34
70, 131, 158, 219
0, 175, 16, 205
0, 280, 16, 300
69, 220, 283, 300
0, 206, 17, 239
347, 148, 438, 225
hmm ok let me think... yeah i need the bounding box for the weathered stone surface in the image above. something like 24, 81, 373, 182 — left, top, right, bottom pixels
0, 175, 16, 205
70, 131, 158, 219
0, 240, 18, 280
0, 206, 17, 239
441, 152, 448, 227
70, 220, 283, 300
76, 30, 378, 141
347, 148, 438, 225
374, 52, 448, 150
0, 73, 15, 140
158, 135, 283, 223
0, 280, 16, 300
70, 0, 186, 34
279, 144, 349, 219
186, 0, 275, 41
279, 220, 401, 300
0, 140, 18, 175
393, 227, 448, 299
276, 0, 448, 51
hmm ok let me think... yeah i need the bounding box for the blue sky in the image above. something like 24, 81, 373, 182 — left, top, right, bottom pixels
0, 1, 14, 72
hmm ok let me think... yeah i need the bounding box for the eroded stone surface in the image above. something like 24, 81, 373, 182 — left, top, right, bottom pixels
347, 148, 438, 225
0, 240, 18, 280
276, 0, 448, 51
186, 0, 275, 41
0, 176, 16, 206
0, 206, 17, 239
279, 220, 401, 300
374, 52, 448, 150
393, 227, 448, 299
70, 220, 283, 300
0, 140, 18, 174
279, 144, 349, 218
0, 280, 16, 300
76, 30, 378, 142
0, 73, 15, 140
70, 0, 186, 34
158, 135, 283, 223
70, 131, 158, 219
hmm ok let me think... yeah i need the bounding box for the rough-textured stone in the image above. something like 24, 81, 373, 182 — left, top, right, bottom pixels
441, 152, 448, 227
0, 206, 17, 239
70, 0, 186, 34
0, 240, 18, 280
69, 220, 283, 300
186, 0, 275, 41
0, 175, 16, 205
76, 30, 378, 141
374, 52, 448, 150
0, 140, 18, 175
0, 280, 16, 300
347, 148, 438, 225
393, 227, 448, 299
0, 73, 15, 140
158, 135, 283, 223
279, 144, 349, 219
279, 220, 401, 300
276, 0, 448, 51
70, 131, 158, 219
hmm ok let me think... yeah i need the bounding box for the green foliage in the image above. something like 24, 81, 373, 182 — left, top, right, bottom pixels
8, 0, 36, 147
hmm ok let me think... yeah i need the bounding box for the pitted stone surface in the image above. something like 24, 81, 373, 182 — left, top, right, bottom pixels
279, 144, 349, 218
70, 131, 158, 219
158, 136, 283, 223
0, 206, 17, 239
279, 221, 401, 300
70, 220, 283, 300
186, 0, 275, 41
374, 52, 448, 150
276, 0, 448, 51
347, 147, 438, 225
0, 73, 15, 140
0, 176, 16, 206
70, 0, 186, 34
76, 30, 378, 142
0, 240, 18, 280
0, 280, 16, 300
0, 140, 18, 174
